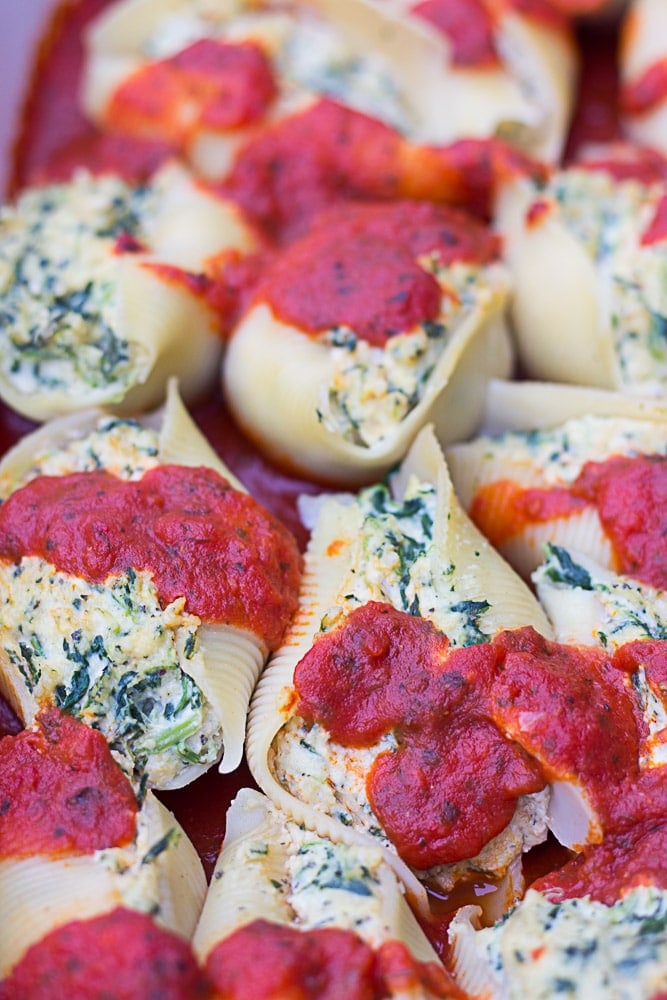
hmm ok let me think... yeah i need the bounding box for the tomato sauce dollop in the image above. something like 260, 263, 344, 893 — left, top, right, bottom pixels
471, 453, 667, 589
205, 919, 458, 1000
622, 58, 667, 117
107, 39, 277, 147
532, 818, 667, 904
294, 604, 642, 868
251, 200, 499, 346
0, 709, 137, 858
411, 0, 567, 68
220, 97, 546, 240
0, 465, 302, 650
0, 907, 208, 1000
412, 0, 499, 67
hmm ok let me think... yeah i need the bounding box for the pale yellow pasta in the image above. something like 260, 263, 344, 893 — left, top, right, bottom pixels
247, 426, 552, 910
224, 263, 512, 486
0, 163, 257, 421
496, 165, 667, 397
0, 383, 277, 788
480, 378, 667, 435
192, 788, 441, 975
0, 791, 206, 978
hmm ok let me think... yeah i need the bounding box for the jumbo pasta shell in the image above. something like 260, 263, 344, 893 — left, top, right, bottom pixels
0, 791, 205, 979
447, 383, 667, 579
247, 426, 551, 909
0, 165, 258, 421
223, 267, 512, 486
0, 385, 286, 787
192, 788, 440, 967
496, 177, 619, 389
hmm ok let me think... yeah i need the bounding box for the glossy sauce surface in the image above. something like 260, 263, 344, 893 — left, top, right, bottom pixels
253, 200, 499, 345
107, 39, 276, 145
0, 464, 302, 648
0, 907, 207, 1000
533, 818, 667, 904
295, 604, 640, 867
205, 919, 458, 1000
471, 454, 667, 589
0, 709, 137, 858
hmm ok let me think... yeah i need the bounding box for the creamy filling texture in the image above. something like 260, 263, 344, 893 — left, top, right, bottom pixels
553, 169, 667, 396
0, 557, 223, 786
0, 174, 156, 397
451, 885, 667, 1000
321, 263, 501, 448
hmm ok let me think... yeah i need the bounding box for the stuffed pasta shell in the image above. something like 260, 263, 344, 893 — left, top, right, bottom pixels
495, 147, 667, 396
0, 161, 258, 421
447, 381, 667, 581
224, 199, 512, 485
192, 788, 462, 999
0, 382, 302, 788
81, 0, 460, 177
620, 0, 667, 155
449, 816, 667, 1000
533, 545, 667, 769
0, 708, 207, 993
380, 0, 577, 163
248, 426, 631, 912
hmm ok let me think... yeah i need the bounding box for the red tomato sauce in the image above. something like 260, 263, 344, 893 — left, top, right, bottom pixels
411, 0, 567, 69
577, 144, 667, 186
0, 0, 634, 906
491, 627, 643, 814
219, 97, 545, 240
205, 919, 457, 1000
642, 193, 667, 245
471, 454, 667, 589
0, 708, 136, 858
412, 0, 499, 68
0, 907, 207, 1000
107, 39, 276, 147
532, 818, 667, 904
295, 605, 642, 867
0, 464, 301, 650
251, 200, 498, 346
622, 58, 667, 117
613, 640, 667, 732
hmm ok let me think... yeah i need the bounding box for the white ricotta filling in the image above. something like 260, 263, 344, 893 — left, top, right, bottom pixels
468, 414, 667, 488
322, 474, 495, 646
0, 173, 156, 397
1, 417, 161, 497
320, 262, 499, 449
451, 885, 667, 1000
552, 169, 667, 396
0, 557, 223, 786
